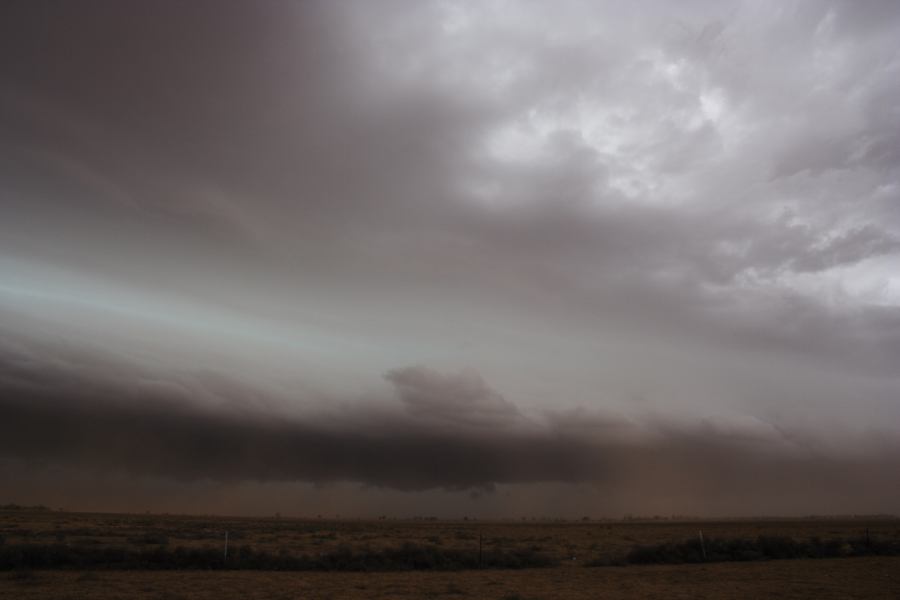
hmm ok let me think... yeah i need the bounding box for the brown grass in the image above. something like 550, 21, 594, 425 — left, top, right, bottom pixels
1, 509, 898, 598
0, 557, 897, 599
2, 509, 897, 566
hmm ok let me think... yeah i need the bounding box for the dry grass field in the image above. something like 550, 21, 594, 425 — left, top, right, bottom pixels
2, 558, 899, 600
1, 509, 898, 599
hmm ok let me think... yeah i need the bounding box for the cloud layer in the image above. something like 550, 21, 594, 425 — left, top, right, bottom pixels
2, 334, 898, 515
0, 0, 899, 514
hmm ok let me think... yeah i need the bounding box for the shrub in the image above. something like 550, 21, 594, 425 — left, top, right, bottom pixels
128, 533, 169, 546
603, 534, 900, 567
0, 541, 557, 572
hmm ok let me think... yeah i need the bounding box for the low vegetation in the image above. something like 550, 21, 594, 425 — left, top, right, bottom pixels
584, 534, 900, 567
3, 534, 898, 572
2, 508, 898, 575
0, 541, 555, 571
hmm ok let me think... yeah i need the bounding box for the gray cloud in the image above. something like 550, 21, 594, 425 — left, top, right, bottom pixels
1, 0, 899, 514
1, 335, 898, 516
386, 366, 520, 428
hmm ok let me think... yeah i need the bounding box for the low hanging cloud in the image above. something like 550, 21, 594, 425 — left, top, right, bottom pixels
1, 334, 898, 513
1, 1, 899, 515
387, 365, 520, 428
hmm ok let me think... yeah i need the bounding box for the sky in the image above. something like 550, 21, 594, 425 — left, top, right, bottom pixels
0, 0, 898, 518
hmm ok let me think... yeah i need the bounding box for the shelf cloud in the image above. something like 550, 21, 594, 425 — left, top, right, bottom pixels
1, 0, 898, 515
1, 335, 897, 514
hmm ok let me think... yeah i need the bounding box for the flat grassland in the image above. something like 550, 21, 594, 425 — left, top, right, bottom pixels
1, 509, 898, 599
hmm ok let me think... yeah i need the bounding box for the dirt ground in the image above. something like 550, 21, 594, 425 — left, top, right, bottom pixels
2, 556, 898, 599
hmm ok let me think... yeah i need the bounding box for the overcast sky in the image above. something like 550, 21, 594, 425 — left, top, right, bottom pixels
1, 0, 898, 517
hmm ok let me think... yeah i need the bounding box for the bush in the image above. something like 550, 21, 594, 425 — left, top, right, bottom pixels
128, 533, 169, 546
0, 541, 557, 572
608, 534, 900, 567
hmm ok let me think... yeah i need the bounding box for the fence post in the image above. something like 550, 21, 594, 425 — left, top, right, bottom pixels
699, 530, 706, 560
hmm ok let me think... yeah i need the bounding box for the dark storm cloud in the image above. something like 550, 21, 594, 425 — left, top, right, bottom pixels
0, 336, 594, 489
1, 335, 898, 512
386, 366, 520, 427
1, 0, 900, 513
2, 0, 897, 327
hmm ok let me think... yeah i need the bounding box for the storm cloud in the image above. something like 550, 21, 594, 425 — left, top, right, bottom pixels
1, 333, 898, 516
1, 0, 899, 515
